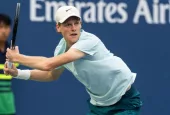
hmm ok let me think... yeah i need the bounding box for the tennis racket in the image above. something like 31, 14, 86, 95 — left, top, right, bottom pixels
8, 3, 21, 68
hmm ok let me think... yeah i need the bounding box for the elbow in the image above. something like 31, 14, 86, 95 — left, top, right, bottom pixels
42, 66, 53, 71
41, 60, 55, 71
43, 64, 54, 71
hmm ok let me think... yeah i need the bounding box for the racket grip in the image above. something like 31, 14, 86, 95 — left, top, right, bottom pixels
8, 61, 13, 69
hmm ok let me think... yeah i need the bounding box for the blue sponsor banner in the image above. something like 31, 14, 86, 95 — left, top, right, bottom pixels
0, 0, 170, 115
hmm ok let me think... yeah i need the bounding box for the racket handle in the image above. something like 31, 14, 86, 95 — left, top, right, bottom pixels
8, 61, 13, 69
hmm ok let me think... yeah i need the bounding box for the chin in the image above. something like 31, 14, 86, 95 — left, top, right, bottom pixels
70, 36, 78, 40
72, 39, 78, 43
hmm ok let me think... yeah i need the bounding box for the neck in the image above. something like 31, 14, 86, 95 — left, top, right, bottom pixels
67, 42, 72, 47
66, 43, 72, 51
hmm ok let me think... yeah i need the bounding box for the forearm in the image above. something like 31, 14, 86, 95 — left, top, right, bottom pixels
30, 67, 64, 82
15, 54, 49, 70
11, 48, 85, 71
30, 70, 57, 82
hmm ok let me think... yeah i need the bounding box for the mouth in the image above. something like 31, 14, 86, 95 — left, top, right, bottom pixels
70, 33, 78, 37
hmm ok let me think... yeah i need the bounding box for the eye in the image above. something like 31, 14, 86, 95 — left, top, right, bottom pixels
74, 21, 79, 25
68, 24, 72, 27
64, 23, 71, 27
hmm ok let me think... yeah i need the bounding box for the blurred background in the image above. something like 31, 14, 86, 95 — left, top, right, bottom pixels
1, 0, 170, 114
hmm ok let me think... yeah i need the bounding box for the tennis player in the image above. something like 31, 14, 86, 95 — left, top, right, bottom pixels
4, 6, 142, 115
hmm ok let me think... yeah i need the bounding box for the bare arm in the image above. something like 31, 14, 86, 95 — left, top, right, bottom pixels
30, 67, 65, 82
6, 47, 85, 71
4, 61, 65, 82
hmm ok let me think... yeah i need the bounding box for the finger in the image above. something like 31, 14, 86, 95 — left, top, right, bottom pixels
15, 46, 19, 53
4, 61, 8, 69
3, 69, 8, 75
15, 46, 18, 50
4, 62, 8, 68
3, 70, 8, 75
12, 63, 16, 69
6, 61, 11, 69
6, 48, 10, 51
3, 67, 9, 75
6, 54, 9, 60
4, 62, 9, 69
6, 48, 11, 54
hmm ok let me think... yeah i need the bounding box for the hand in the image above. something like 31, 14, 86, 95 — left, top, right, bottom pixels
6, 46, 20, 62
4, 61, 18, 77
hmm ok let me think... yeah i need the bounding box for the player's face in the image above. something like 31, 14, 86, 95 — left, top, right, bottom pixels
56, 16, 81, 47
0, 22, 10, 42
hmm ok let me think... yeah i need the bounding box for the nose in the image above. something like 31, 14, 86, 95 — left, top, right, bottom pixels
71, 24, 76, 31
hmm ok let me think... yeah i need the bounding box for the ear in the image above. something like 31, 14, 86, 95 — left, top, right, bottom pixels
56, 24, 61, 33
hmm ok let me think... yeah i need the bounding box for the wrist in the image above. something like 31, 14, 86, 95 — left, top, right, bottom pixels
14, 54, 22, 63
14, 69, 31, 80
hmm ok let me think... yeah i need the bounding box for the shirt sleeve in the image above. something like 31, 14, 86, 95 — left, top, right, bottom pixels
71, 34, 100, 56
53, 39, 65, 69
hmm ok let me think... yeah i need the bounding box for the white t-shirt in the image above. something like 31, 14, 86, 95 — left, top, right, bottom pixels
54, 30, 136, 106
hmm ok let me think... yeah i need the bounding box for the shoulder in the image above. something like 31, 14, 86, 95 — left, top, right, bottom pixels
79, 30, 101, 43
56, 38, 65, 48
81, 30, 98, 38
58, 38, 65, 44
54, 38, 66, 56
